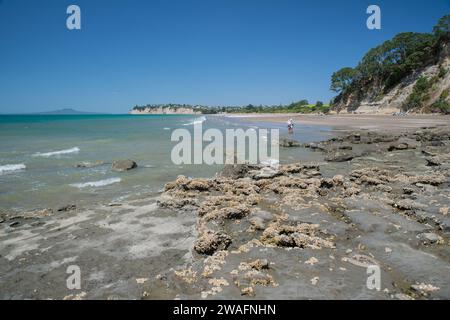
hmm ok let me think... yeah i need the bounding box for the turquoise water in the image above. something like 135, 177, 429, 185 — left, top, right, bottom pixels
0, 114, 331, 211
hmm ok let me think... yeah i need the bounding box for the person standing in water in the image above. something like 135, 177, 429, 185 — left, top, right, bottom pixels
287, 118, 294, 134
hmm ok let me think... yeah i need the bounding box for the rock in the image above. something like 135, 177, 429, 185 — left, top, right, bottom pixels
240, 287, 255, 296
412, 173, 446, 186
219, 164, 259, 179
417, 232, 443, 244
248, 259, 270, 270
244, 270, 275, 286
261, 222, 334, 249
306, 142, 318, 149
310, 276, 319, 285
34, 208, 53, 217
332, 175, 344, 185
342, 254, 378, 268
9, 221, 20, 228
164, 175, 213, 192
108, 203, 122, 207
421, 149, 436, 157
249, 217, 266, 230
410, 283, 440, 295
74, 161, 105, 168
338, 144, 353, 150
194, 230, 232, 255
320, 178, 334, 188
393, 293, 414, 300
439, 207, 448, 216
402, 187, 414, 195
248, 210, 273, 230
325, 151, 354, 162
397, 138, 420, 149
376, 184, 392, 192
279, 137, 300, 147
251, 167, 281, 180
425, 156, 441, 166
304, 257, 319, 265
111, 159, 137, 172
393, 199, 426, 211
205, 205, 251, 221
423, 140, 445, 147
135, 278, 148, 284
157, 197, 197, 209
57, 204, 76, 212
388, 143, 408, 151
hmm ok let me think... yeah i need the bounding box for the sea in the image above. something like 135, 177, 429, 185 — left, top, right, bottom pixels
0, 114, 332, 211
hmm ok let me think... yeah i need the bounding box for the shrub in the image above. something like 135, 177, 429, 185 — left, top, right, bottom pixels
402, 76, 431, 111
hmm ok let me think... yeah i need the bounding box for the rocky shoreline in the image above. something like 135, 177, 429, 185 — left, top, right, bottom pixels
150, 125, 450, 299
1, 125, 449, 299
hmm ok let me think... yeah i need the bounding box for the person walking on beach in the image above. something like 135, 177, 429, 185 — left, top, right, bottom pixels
287, 118, 294, 134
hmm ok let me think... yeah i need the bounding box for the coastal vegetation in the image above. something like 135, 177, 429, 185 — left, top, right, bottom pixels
131, 101, 330, 115
331, 14, 450, 113
132, 15, 449, 116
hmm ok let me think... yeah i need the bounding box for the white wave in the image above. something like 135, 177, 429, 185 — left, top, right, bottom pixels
261, 158, 279, 169
70, 177, 121, 188
33, 147, 80, 157
163, 127, 171, 130
0, 164, 26, 174
183, 116, 206, 126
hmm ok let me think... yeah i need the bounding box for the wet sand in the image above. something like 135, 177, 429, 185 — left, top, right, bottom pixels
224, 113, 450, 133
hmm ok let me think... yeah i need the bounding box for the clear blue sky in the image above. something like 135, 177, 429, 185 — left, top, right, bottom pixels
0, 0, 448, 113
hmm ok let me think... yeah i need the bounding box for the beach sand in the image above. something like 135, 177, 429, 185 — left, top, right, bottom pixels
224, 113, 450, 133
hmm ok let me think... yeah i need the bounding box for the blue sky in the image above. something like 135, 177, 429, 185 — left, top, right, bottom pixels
0, 0, 448, 113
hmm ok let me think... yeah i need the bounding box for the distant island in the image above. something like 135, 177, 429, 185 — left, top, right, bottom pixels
33, 108, 101, 115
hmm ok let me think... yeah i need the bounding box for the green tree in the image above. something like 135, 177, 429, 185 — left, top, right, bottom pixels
298, 99, 309, 106
330, 67, 355, 93
433, 14, 450, 42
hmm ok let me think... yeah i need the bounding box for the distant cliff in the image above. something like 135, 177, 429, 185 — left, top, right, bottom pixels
130, 104, 204, 114
331, 15, 450, 114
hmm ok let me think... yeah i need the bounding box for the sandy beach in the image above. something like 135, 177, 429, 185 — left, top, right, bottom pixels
225, 113, 450, 133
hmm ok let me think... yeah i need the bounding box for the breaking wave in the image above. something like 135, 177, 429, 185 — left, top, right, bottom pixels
70, 177, 121, 188
33, 147, 80, 157
183, 116, 206, 126
0, 164, 26, 174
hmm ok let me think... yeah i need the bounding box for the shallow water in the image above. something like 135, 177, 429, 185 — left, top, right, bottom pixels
0, 114, 330, 210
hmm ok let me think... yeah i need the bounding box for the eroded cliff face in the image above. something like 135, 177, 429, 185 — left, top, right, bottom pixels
334, 43, 450, 114
130, 107, 202, 114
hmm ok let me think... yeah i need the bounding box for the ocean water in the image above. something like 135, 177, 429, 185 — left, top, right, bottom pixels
0, 114, 331, 211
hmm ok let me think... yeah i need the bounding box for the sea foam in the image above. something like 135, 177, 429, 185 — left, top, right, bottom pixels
70, 177, 121, 188
33, 147, 80, 157
261, 158, 279, 169
183, 116, 206, 126
0, 164, 26, 174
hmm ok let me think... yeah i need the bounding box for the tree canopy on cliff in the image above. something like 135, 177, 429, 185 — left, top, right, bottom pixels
331, 14, 449, 104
